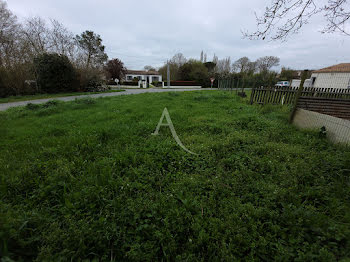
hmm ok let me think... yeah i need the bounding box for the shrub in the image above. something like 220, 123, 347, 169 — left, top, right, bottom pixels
34, 53, 78, 94
25, 103, 40, 110
42, 100, 59, 108
178, 60, 209, 87
77, 68, 106, 92
0, 63, 35, 98
121, 81, 139, 86
0, 68, 16, 98
152, 81, 163, 87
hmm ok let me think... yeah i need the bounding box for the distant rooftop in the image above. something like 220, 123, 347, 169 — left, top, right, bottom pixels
126, 70, 161, 75
314, 63, 350, 73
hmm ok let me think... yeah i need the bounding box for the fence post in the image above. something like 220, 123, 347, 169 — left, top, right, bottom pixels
250, 87, 255, 104
289, 69, 309, 123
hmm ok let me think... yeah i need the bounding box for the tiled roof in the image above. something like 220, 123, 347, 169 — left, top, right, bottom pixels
314, 63, 350, 73
126, 70, 161, 75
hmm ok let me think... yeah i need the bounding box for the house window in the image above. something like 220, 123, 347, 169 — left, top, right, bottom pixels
127, 76, 133, 81
152, 76, 159, 82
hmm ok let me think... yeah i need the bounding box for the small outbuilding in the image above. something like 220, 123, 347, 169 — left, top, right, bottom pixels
311, 63, 350, 89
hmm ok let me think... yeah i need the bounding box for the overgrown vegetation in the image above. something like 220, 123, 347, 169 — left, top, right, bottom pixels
0, 1, 109, 98
0, 91, 349, 261
34, 53, 78, 93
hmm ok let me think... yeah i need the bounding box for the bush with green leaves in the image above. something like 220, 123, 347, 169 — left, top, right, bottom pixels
34, 53, 78, 94
178, 60, 209, 87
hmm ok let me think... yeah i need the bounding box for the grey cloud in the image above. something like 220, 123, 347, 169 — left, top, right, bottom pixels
7, 0, 350, 70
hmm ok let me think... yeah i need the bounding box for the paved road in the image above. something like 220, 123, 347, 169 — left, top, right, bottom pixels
0, 88, 217, 111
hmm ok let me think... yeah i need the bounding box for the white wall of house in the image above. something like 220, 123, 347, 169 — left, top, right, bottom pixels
311, 72, 350, 89
291, 79, 312, 88
125, 74, 162, 82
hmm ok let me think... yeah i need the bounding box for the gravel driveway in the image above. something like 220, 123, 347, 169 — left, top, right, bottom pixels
0, 88, 216, 111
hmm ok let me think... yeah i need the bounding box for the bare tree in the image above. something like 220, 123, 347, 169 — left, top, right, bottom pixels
244, 0, 350, 40
200, 50, 204, 62
0, 0, 21, 67
22, 17, 80, 62
49, 19, 76, 58
232, 57, 251, 73
211, 54, 219, 73
256, 56, 280, 72
216, 57, 231, 74
247, 61, 257, 74
170, 53, 187, 67
212, 54, 218, 64
144, 65, 156, 71
23, 17, 51, 55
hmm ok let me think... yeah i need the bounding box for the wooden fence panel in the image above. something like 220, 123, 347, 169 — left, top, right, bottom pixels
297, 97, 350, 120
250, 86, 350, 105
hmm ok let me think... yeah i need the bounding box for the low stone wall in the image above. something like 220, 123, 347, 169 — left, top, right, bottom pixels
293, 108, 350, 145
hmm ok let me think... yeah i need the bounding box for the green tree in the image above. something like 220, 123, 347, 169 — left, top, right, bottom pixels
34, 53, 78, 93
204, 62, 216, 74
279, 67, 296, 81
179, 60, 209, 87
75, 30, 108, 68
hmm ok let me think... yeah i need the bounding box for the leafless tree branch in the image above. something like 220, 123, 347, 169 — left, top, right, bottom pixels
244, 0, 349, 41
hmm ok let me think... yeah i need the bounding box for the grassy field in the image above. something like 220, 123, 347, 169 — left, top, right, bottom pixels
0, 89, 124, 104
0, 91, 349, 261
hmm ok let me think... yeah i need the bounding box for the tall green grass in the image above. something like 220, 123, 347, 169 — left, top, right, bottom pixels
0, 91, 349, 261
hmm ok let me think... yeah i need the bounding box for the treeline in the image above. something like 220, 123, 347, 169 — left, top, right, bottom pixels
158, 52, 282, 88
0, 1, 122, 97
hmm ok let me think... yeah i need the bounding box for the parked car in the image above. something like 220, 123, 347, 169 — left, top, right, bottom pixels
275, 81, 290, 87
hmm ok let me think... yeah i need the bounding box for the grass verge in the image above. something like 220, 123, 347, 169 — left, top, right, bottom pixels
0, 89, 125, 104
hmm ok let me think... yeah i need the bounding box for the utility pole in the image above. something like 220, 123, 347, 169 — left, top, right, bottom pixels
167, 60, 170, 88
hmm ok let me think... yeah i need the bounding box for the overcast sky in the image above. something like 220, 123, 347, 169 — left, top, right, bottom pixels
7, 0, 350, 71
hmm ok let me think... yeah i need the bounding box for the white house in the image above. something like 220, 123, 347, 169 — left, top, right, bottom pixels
125, 70, 162, 83
311, 63, 350, 89
291, 79, 312, 88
